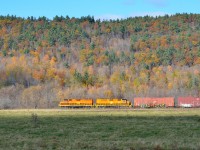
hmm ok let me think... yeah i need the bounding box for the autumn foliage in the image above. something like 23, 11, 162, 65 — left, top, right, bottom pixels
0, 14, 200, 108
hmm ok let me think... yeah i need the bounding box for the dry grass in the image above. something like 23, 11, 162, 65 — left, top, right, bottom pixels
0, 109, 200, 150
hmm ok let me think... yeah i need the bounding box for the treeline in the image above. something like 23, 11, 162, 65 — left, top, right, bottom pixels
1, 13, 200, 108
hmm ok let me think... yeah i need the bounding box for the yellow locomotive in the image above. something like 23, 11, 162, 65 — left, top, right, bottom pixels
59, 99, 93, 107
96, 98, 132, 107
59, 98, 132, 108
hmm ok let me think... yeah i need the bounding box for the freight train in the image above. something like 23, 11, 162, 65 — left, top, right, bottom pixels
59, 97, 200, 108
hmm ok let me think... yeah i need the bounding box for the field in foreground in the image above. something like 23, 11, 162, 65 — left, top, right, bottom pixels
0, 109, 200, 150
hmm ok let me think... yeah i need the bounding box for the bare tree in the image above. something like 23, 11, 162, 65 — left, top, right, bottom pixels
0, 84, 24, 109
21, 85, 43, 109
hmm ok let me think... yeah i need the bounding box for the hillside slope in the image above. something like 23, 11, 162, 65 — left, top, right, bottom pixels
0, 14, 200, 108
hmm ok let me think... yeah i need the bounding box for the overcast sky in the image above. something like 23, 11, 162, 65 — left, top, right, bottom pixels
1, 0, 200, 20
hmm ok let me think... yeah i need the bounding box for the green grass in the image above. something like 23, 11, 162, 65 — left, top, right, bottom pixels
0, 109, 200, 150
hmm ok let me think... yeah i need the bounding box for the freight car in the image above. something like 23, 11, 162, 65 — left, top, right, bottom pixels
59, 99, 93, 108
134, 97, 175, 108
177, 97, 200, 108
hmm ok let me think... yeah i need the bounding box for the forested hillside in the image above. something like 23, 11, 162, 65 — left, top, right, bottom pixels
0, 13, 200, 108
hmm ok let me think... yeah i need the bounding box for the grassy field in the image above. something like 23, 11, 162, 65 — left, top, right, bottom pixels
0, 109, 200, 150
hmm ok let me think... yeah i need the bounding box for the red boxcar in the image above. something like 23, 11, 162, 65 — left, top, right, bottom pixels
134, 97, 175, 108
177, 97, 200, 108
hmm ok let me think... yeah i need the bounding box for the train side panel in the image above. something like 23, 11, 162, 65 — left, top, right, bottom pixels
177, 97, 200, 108
96, 99, 132, 107
59, 99, 93, 107
134, 97, 174, 108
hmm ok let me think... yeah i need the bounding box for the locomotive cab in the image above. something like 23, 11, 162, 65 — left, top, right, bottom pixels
122, 98, 132, 107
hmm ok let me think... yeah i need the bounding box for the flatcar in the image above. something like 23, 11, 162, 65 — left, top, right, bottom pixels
96, 98, 132, 107
59, 99, 93, 108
